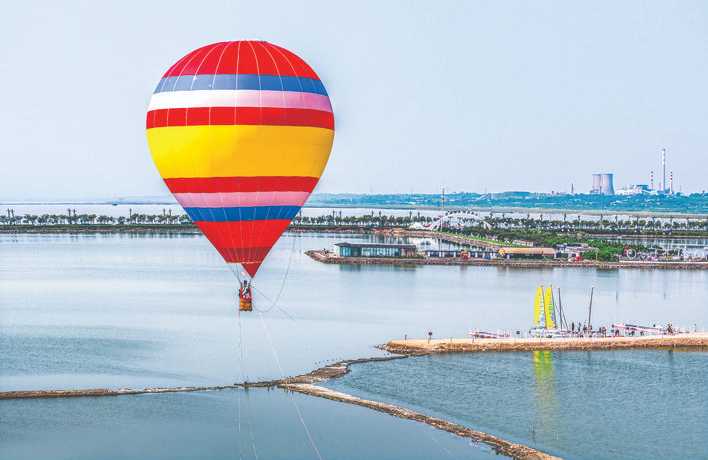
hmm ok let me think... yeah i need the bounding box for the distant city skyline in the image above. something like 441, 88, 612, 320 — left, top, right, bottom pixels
1, 1, 707, 201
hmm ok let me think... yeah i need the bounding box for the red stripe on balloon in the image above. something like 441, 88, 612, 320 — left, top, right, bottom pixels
163, 41, 319, 79
196, 220, 292, 249
219, 247, 272, 262
164, 176, 318, 194
196, 219, 292, 276
145, 107, 333, 130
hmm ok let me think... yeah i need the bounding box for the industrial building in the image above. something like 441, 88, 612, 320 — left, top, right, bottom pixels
616, 148, 677, 196
590, 173, 614, 195
423, 248, 497, 259
498, 247, 557, 259
616, 184, 651, 196
334, 242, 418, 258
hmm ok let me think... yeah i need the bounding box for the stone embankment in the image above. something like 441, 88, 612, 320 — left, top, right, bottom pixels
282, 383, 558, 460
385, 333, 708, 354
0, 356, 406, 401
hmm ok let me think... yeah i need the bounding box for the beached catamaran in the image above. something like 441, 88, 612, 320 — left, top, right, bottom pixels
529, 285, 571, 338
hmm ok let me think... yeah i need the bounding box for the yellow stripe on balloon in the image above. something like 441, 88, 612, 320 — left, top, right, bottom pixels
146, 125, 334, 179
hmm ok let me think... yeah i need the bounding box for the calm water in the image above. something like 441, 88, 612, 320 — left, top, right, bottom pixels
326, 351, 708, 460
2, 232, 707, 458
0, 388, 498, 460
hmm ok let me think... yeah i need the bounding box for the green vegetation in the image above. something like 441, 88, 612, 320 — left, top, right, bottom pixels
438, 231, 516, 247
454, 227, 638, 261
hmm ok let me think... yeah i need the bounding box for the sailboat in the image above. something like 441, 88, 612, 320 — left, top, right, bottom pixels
529, 285, 570, 338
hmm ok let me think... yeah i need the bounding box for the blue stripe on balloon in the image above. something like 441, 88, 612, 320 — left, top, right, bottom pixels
184, 206, 301, 222
154, 74, 327, 96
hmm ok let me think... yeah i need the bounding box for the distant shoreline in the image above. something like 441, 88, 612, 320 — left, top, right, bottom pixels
2, 224, 707, 240
1, 201, 706, 218
0, 224, 201, 234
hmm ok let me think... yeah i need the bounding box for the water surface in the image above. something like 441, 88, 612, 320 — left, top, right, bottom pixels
326, 350, 708, 460
0, 388, 498, 460
2, 232, 706, 459
2, 232, 706, 389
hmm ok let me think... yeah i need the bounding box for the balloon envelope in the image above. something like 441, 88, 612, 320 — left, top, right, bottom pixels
146, 41, 334, 277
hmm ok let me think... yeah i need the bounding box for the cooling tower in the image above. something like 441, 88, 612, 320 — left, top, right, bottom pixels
591, 173, 614, 195
591, 174, 602, 194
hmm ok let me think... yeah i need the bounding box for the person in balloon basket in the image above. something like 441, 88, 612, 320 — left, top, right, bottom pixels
238, 280, 253, 312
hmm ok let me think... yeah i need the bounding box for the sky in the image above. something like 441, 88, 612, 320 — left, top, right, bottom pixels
1, 0, 707, 200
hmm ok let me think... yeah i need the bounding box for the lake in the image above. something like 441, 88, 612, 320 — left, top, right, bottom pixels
326, 350, 708, 460
1, 231, 706, 458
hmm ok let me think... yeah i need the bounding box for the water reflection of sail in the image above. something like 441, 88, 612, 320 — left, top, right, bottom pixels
531, 351, 559, 440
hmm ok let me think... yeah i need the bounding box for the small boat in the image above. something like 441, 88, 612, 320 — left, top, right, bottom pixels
468, 330, 510, 339
611, 323, 688, 336
528, 327, 572, 338
528, 285, 572, 338
611, 323, 664, 335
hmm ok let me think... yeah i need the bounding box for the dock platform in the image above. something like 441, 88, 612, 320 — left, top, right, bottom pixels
385, 333, 708, 354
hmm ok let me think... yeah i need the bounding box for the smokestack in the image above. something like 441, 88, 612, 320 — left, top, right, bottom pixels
669, 172, 674, 195
650, 170, 654, 190
661, 148, 667, 192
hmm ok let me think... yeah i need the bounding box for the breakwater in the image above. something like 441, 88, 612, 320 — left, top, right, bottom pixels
0, 356, 400, 400
281, 383, 558, 460
385, 333, 708, 354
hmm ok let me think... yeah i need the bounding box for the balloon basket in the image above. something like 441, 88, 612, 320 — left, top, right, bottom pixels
239, 297, 253, 312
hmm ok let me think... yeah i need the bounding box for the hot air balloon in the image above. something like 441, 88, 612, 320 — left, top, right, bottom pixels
146, 41, 334, 311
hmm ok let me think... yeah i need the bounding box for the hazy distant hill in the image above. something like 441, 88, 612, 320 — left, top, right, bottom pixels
4, 192, 706, 215
307, 192, 708, 214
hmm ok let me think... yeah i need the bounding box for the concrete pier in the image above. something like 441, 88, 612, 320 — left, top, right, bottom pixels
385, 333, 708, 354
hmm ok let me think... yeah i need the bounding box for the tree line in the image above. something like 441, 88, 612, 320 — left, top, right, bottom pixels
2, 208, 707, 235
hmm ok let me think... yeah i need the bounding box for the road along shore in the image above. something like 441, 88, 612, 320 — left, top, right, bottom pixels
1, 354, 556, 460
385, 333, 708, 354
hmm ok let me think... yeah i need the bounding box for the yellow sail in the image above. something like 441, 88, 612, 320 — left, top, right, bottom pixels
533, 286, 543, 326
544, 286, 556, 329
